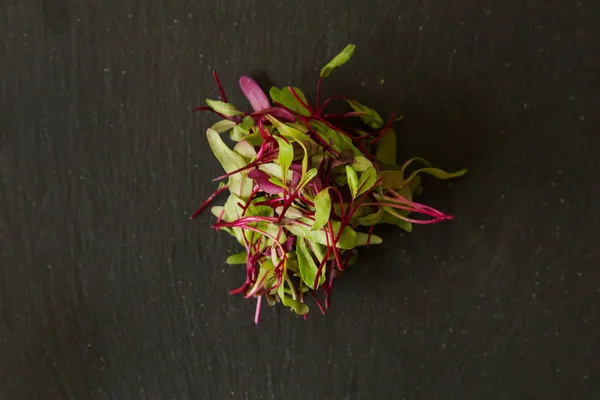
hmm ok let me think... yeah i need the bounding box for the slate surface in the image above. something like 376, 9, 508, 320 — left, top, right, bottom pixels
1, 1, 599, 399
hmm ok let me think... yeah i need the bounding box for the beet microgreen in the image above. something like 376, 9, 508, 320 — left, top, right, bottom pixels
192, 45, 467, 323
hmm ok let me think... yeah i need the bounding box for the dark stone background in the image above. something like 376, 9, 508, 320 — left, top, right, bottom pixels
1, 1, 599, 399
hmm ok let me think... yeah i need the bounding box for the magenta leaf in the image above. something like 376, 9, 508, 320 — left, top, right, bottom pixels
248, 169, 284, 194
239, 76, 271, 112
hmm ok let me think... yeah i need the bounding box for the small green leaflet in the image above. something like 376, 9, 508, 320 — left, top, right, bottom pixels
396, 219, 413, 232
278, 284, 309, 315
296, 237, 324, 289
259, 163, 293, 181
206, 128, 247, 173
379, 170, 409, 189
354, 206, 384, 226
275, 206, 304, 219
286, 222, 358, 250
405, 167, 468, 185
274, 136, 294, 184
400, 157, 432, 178
279, 87, 311, 116
211, 119, 236, 133
351, 156, 373, 172
269, 87, 281, 103
233, 140, 257, 160
247, 259, 275, 297
206, 128, 252, 199
206, 99, 244, 117
375, 128, 397, 164
320, 44, 356, 79
265, 115, 313, 143
347, 100, 384, 128
230, 115, 255, 141
310, 121, 361, 156
268, 176, 286, 189
346, 165, 359, 198
297, 168, 318, 190
356, 232, 383, 246
226, 252, 247, 264
222, 193, 246, 245
356, 167, 377, 197
266, 115, 311, 176
312, 188, 332, 230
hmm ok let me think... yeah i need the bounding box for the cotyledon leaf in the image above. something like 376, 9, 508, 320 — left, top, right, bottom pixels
405, 167, 468, 184
206, 99, 244, 117
320, 44, 356, 78
206, 128, 252, 198
346, 165, 359, 199
356, 167, 377, 197
312, 188, 332, 231
375, 128, 397, 164
347, 100, 384, 129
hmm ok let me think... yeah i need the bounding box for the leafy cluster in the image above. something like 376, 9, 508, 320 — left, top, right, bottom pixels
192, 45, 466, 322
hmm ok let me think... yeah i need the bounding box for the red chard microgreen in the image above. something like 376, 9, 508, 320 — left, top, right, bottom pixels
192, 45, 467, 323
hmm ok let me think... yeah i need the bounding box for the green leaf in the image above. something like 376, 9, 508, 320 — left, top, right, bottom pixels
335, 224, 359, 249
320, 44, 356, 79
230, 116, 255, 141
356, 232, 383, 246
211, 119, 237, 133
396, 219, 413, 232
206, 128, 252, 198
206, 128, 247, 173
275, 136, 294, 183
312, 188, 331, 230
222, 193, 246, 244
400, 157, 432, 178
268, 176, 286, 189
405, 167, 468, 184
267, 116, 316, 178
351, 156, 373, 172
269, 87, 281, 103
346, 165, 359, 198
259, 163, 294, 181
243, 132, 264, 146
286, 222, 358, 250
356, 167, 377, 197
310, 120, 361, 156
247, 259, 275, 296
279, 87, 311, 116
379, 170, 405, 189
206, 99, 244, 117
275, 206, 304, 219
233, 140, 257, 160
347, 100, 384, 128
297, 238, 324, 289
278, 284, 309, 315
297, 168, 318, 190
354, 206, 384, 226
375, 128, 397, 164
266, 115, 313, 143
282, 295, 309, 315
226, 252, 247, 264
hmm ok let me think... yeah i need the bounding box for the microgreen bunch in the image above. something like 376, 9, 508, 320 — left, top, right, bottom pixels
192, 45, 466, 323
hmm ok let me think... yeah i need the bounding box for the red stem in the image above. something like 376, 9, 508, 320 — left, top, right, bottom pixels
369, 113, 396, 145
288, 87, 315, 115
212, 70, 228, 103
190, 184, 230, 219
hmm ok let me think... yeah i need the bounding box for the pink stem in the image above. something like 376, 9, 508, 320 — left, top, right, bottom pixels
254, 295, 262, 324
190, 184, 230, 219
212, 70, 228, 103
